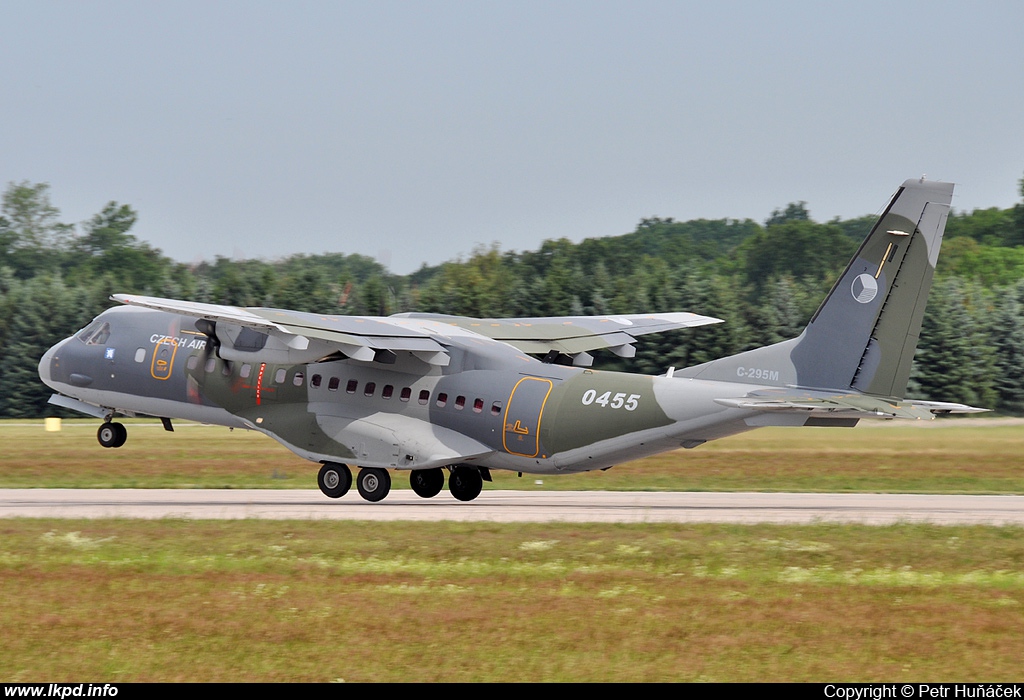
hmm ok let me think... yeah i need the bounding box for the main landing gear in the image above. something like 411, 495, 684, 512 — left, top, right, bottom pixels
410, 466, 483, 501
448, 466, 483, 502
317, 462, 352, 498
317, 464, 486, 502
410, 468, 445, 498
356, 467, 391, 502
97, 421, 127, 448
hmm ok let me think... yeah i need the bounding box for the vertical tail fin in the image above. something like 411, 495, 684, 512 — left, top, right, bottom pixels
677, 178, 954, 398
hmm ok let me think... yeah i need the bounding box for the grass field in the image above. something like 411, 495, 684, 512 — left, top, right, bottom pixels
3, 418, 1023, 493
1, 519, 1022, 681
3, 419, 1023, 681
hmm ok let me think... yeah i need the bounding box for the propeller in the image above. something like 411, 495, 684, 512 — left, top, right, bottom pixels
187, 318, 231, 404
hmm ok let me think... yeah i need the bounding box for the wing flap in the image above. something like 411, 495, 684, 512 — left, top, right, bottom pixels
502, 331, 638, 355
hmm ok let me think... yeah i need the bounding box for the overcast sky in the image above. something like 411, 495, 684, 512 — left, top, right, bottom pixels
3, 1, 1023, 274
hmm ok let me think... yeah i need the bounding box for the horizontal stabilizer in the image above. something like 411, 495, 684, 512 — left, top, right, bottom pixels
904, 400, 991, 415
715, 391, 988, 421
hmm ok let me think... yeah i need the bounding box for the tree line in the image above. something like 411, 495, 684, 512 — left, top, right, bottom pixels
2, 176, 1024, 417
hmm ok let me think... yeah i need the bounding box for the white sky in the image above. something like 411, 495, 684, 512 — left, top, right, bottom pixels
2, 1, 1023, 274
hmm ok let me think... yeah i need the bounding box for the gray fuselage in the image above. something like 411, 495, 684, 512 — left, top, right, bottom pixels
39, 305, 765, 475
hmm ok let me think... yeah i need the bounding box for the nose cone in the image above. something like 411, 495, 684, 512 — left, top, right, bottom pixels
38, 341, 61, 389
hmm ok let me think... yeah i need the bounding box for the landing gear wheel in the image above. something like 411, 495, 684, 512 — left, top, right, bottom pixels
317, 462, 352, 499
357, 467, 392, 502
449, 466, 483, 502
409, 468, 444, 498
97, 422, 127, 448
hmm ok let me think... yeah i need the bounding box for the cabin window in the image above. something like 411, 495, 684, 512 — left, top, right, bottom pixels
364, 382, 376, 397
186, 355, 199, 370
400, 387, 412, 402
240, 364, 252, 379
134, 348, 146, 363
436, 392, 448, 407
473, 398, 484, 413
328, 377, 340, 391
418, 390, 430, 405
275, 368, 287, 383
382, 385, 394, 399
221, 363, 231, 376
491, 402, 503, 416
206, 358, 216, 373
346, 380, 358, 394
293, 372, 304, 386
311, 374, 322, 388
454, 395, 466, 410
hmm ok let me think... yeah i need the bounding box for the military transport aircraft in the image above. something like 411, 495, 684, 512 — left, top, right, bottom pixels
38, 178, 985, 503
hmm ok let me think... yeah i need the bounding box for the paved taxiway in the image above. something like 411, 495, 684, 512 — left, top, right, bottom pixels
1, 489, 1023, 525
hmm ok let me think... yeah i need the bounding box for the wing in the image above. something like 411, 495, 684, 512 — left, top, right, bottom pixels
715, 389, 988, 421
112, 294, 454, 366
395, 311, 722, 363
113, 295, 720, 367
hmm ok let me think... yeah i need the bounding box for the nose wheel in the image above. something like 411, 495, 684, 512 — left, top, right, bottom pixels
97, 422, 127, 448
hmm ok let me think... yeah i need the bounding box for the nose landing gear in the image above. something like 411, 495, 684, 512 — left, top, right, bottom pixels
97, 421, 128, 448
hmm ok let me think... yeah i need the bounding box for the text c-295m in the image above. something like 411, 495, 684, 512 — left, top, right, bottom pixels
736, 367, 780, 381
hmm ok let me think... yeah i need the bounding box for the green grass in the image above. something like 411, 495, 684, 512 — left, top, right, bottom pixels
5, 419, 1023, 681
1, 519, 1022, 681
4, 418, 1024, 493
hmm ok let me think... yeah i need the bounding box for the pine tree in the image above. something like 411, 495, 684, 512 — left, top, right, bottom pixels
909, 277, 995, 406
991, 280, 1024, 412
0, 275, 88, 417
754, 276, 807, 345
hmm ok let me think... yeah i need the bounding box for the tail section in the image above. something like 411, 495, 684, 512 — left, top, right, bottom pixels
677, 178, 954, 399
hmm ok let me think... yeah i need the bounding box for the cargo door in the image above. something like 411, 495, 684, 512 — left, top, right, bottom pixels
502, 377, 553, 457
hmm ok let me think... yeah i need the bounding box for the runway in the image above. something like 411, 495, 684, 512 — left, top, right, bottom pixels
1, 489, 1023, 525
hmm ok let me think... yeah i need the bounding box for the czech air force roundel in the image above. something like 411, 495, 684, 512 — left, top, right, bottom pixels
851, 273, 879, 304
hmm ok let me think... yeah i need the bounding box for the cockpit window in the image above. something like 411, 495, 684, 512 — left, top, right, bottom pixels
77, 321, 111, 346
